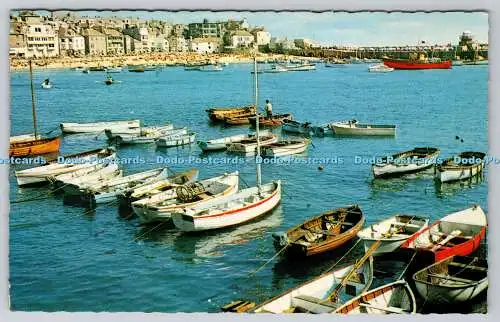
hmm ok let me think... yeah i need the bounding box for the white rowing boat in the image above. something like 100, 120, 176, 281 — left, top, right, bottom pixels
104, 124, 173, 140
330, 121, 396, 136
15, 148, 115, 186
435, 151, 486, 183
81, 168, 170, 203
155, 132, 196, 147
372, 147, 440, 178
61, 163, 122, 195
333, 280, 417, 314
368, 63, 394, 72
243, 257, 373, 313
132, 172, 239, 223
172, 180, 281, 232
261, 139, 310, 157
60, 120, 140, 133
413, 255, 488, 304
226, 134, 279, 154
116, 127, 188, 145
197, 130, 271, 152
357, 215, 429, 256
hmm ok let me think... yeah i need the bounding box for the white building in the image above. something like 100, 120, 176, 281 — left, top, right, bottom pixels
169, 36, 188, 52
58, 28, 85, 56
190, 37, 221, 53
139, 27, 149, 52
231, 30, 254, 48
255, 31, 271, 46
153, 33, 169, 52
25, 24, 59, 58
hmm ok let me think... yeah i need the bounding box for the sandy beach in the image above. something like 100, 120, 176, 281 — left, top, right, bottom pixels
9, 52, 317, 71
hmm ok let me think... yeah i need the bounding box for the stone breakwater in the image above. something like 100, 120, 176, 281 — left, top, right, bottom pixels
9, 52, 318, 71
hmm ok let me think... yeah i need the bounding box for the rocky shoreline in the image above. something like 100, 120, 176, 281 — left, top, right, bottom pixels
9, 52, 317, 71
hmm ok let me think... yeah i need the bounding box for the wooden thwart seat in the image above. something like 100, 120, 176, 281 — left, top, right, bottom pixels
391, 222, 421, 230
427, 273, 474, 284
432, 230, 462, 251
359, 303, 407, 314
448, 262, 487, 272
292, 295, 339, 313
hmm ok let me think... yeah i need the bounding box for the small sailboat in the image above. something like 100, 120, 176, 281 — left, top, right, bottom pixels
372, 147, 440, 178
131, 172, 239, 223
9, 61, 60, 158
272, 205, 365, 257
435, 152, 486, 183
171, 58, 282, 233
357, 215, 429, 256
413, 256, 488, 305
155, 132, 196, 147
368, 63, 394, 72
333, 280, 417, 314
401, 205, 487, 262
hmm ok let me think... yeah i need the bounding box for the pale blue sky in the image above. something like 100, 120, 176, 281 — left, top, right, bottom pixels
35, 11, 488, 46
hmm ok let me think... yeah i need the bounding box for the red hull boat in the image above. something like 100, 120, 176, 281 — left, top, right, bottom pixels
401, 205, 486, 262
383, 59, 452, 70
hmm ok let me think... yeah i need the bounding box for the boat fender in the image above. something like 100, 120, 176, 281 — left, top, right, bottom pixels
272, 232, 289, 247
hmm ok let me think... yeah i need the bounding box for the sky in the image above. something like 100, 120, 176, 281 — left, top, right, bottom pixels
33, 11, 488, 46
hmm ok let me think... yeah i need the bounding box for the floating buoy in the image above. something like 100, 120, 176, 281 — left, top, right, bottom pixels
318, 165, 324, 171
460, 139, 464, 143
455, 135, 460, 140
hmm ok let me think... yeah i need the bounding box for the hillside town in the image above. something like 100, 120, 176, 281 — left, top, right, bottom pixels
9, 10, 488, 69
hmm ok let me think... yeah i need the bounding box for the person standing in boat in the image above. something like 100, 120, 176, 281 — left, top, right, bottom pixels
265, 99, 273, 119
44, 78, 50, 85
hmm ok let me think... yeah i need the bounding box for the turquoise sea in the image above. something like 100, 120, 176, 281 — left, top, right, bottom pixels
8, 63, 488, 312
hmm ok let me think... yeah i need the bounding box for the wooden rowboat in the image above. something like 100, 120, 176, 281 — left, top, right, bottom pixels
261, 139, 310, 157
60, 120, 140, 134
155, 132, 196, 147
206, 106, 256, 122
172, 180, 281, 232
400, 205, 487, 262
223, 113, 261, 125
197, 130, 271, 152
272, 205, 364, 257
132, 172, 239, 223
9, 136, 61, 157
435, 151, 486, 183
333, 280, 417, 314
249, 114, 293, 127
357, 215, 429, 256
372, 147, 440, 178
330, 121, 396, 136
61, 163, 122, 196
226, 134, 279, 154
117, 168, 199, 208
224, 257, 373, 313
413, 255, 488, 304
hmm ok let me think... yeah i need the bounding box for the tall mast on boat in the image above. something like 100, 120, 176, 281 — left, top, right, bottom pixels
253, 56, 262, 190
29, 60, 38, 139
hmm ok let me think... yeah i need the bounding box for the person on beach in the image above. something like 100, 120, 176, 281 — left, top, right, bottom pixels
265, 99, 273, 119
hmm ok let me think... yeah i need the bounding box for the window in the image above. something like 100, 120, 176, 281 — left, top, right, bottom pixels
61, 39, 65, 42
48, 44, 54, 48
34, 27, 41, 32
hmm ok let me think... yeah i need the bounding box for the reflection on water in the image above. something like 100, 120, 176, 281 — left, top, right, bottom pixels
434, 173, 485, 197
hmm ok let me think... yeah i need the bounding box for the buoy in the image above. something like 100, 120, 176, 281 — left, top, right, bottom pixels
318, 165, 324, 171
455, 135, 460, 140
460, 139, 464, 143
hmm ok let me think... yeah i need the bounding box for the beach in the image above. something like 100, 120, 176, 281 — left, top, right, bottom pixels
9, 52, 314, 71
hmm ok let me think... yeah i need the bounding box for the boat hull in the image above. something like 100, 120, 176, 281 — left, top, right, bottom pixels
332, 124, 396, 136
155, 134, 195, 147
172, 181, 281, 232
383, 59, 452, 70
436, 163, 484, 183
60, 120, 140, 133
262, 142, 308, 157
9, 137, 61, 157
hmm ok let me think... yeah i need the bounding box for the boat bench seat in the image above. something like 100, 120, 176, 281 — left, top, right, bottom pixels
427, 273, 474, 284
292, 295, 339, 313
448, 262, 487, 272
391, 222, 421, 230
359, 303, 407, 314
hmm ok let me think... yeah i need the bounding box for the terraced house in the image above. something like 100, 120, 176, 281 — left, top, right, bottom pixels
102, 28, 124, 54
81, 28, 106, 56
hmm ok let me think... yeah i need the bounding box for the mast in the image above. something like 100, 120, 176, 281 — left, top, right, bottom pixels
29, 60, 38, 139
253, 57, 262, 190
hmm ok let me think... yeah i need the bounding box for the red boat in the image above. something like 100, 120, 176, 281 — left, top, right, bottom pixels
401, 205, 486, 262
383, 58, 452, 70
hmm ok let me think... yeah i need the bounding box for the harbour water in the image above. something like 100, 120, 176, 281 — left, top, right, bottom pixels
9, 63, 488, 312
